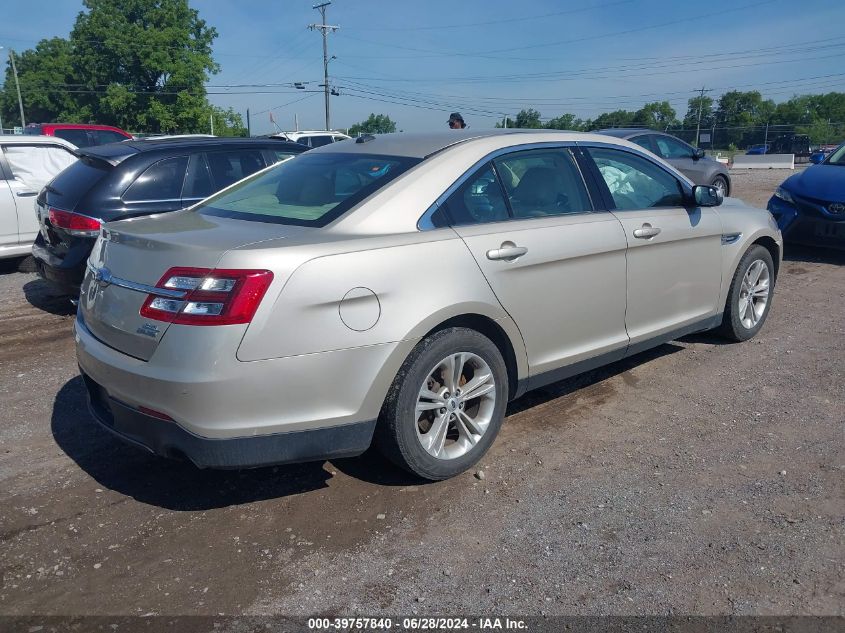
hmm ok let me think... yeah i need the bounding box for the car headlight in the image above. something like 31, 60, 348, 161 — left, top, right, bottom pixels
774, 186, 795, 204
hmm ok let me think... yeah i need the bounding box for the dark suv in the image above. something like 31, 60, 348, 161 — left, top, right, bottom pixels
33, 137, 306, 294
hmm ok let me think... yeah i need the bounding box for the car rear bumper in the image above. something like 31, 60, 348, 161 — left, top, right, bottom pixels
81, 370, 376, 469
32, 235, 90, 294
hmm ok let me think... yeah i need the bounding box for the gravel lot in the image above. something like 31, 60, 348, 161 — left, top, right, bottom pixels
1, 168, 843, 619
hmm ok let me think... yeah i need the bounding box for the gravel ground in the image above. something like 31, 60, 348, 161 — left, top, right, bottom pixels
0, 169, 843, 619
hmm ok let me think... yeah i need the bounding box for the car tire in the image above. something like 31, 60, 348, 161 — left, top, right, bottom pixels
17, 255, 38, 273
711, 175, 729, 197
718, 245, 775, 342
375, 327, 508, 481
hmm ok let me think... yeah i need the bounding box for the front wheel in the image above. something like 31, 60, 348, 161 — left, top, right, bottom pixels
711, 175, 729, 198
375, 327, 508, 480
718, 245, 775, 342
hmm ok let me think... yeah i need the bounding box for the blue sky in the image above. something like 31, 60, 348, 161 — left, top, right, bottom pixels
2, 0, 844, 134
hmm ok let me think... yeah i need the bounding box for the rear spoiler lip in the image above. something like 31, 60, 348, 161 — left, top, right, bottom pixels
76, 147, 136, 166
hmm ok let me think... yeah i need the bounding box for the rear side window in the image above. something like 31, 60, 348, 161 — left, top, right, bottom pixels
493, 148, 592, 219
46, 156, 112, 207
630, 135, 655, 153
268, 149, 299, 164
439, 164, 509, 226
205, 149, 266, 189
123, 156, 188, 202
54, 129, 92, 147
198, 152, 419, 227
588, 147, 684, 210
182, 153, 214, 200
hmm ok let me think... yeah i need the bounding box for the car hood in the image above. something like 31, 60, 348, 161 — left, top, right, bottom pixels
783, 165, 845, 201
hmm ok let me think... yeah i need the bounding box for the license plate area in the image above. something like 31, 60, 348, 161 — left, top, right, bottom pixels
814, 222, 845, 238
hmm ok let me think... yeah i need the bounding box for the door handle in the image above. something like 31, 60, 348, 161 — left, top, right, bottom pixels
486, 242, 528, 261
633, 223, 661, 239
16, 190, 38, 197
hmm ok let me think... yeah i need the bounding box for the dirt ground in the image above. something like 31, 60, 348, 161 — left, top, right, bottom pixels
1, 169, 843, 620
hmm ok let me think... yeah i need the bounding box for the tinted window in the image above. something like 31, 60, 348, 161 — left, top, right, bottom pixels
182, 153, 214, 200
198, 152, 419, 227
493, 148, 592, 218
269, 150, 299, 164
45, 156, 112, 207
54, 129, 92, 147
308, 135, 334, 147
123, 156, 188, 202
439, 164, 509, 227
630, 135, 654, 152
93, 130, 129, 145
653, 135, 693, 159
588, 147, 684, 210
205, 149, 265, 189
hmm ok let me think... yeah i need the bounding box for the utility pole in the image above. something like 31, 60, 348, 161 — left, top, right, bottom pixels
309, 2, 338, 131
9, 49, 26, 128
246, 108, 251, 137
693, 86, 712, 148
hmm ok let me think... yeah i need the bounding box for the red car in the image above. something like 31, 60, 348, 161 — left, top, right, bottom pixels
23, 123, 132, 148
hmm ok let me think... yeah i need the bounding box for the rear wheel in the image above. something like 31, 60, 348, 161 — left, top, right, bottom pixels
375, 327, 508, 480
718, 245, 774, 341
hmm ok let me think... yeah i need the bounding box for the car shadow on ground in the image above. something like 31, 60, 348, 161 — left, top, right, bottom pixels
23, 278, 76, 316
784, 244, 845, 265
53, 343, 688, 510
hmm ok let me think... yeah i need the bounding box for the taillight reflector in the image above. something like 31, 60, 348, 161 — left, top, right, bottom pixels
48, 208, 102, 237
139, 267, 273, 326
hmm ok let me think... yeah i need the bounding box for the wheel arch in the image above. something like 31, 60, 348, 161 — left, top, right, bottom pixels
751, 235, 781, 281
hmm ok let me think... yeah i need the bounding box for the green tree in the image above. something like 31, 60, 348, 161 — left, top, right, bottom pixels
587, 109, 635, 130
632, 101, 677, 129
683, 95, 714, 129
0, 0, 239, 134
348, 113, 397, 135
544, 113, 582, 130
0, 39, 77, 125
513, 108, 543, 128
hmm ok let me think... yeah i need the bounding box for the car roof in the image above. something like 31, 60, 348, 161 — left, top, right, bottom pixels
28, 123, 128, 132
78, 136, 308, 165
0, 134, 78, 150
306, 129, 621, 159
595, 128, 660, 138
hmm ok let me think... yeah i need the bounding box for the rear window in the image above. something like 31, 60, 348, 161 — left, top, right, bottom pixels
45, 156, 112, 208
197, 152, 419, 227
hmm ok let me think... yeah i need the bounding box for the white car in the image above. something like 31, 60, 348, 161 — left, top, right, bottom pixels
0, 135, 77, 262
271, 130, 351, 148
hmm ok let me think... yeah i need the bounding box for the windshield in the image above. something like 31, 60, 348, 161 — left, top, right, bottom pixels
824, 143, 845, 166
197, 152, 420, 226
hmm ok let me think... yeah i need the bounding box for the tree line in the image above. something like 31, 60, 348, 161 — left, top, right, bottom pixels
494, 91, 845, 148
0, 0, 246, 136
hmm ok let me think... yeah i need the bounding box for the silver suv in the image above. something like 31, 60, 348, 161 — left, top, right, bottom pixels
76, 130, 781, 480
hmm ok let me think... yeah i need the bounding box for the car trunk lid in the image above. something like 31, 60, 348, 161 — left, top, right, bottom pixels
79, 210, 304, 361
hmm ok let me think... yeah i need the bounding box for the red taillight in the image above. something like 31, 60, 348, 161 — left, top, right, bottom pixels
48, 207, 102, 237
139, 267, 274, 326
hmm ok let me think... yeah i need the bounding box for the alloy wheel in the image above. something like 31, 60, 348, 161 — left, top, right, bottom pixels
738, 259, 770, 329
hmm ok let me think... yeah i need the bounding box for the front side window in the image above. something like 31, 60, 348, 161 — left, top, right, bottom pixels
123, 155, 189, 202
493, 148, 592, 219
588, 147, 684, 210
630, 135, 655, 153
653, 135, 694, 159
182, 153, 213, 200
197, 152, 419, 227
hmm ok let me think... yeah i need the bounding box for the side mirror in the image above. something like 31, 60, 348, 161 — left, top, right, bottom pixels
693, 184, 723, 207
693, 148, 706, 160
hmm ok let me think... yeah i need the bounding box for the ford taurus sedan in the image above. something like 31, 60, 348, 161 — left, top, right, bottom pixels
75, 130, 782, 480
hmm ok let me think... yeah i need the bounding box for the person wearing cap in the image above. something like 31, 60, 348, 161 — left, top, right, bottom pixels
448, 112, 466, 129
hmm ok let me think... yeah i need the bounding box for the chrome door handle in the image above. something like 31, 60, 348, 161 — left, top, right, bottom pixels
16, 190, 38, 197
486, 242, 528, 261
633, 224, 661, 239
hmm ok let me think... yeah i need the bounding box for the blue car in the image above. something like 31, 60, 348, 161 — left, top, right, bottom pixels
746, 144, 770, 155
767, 142, 845, 249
